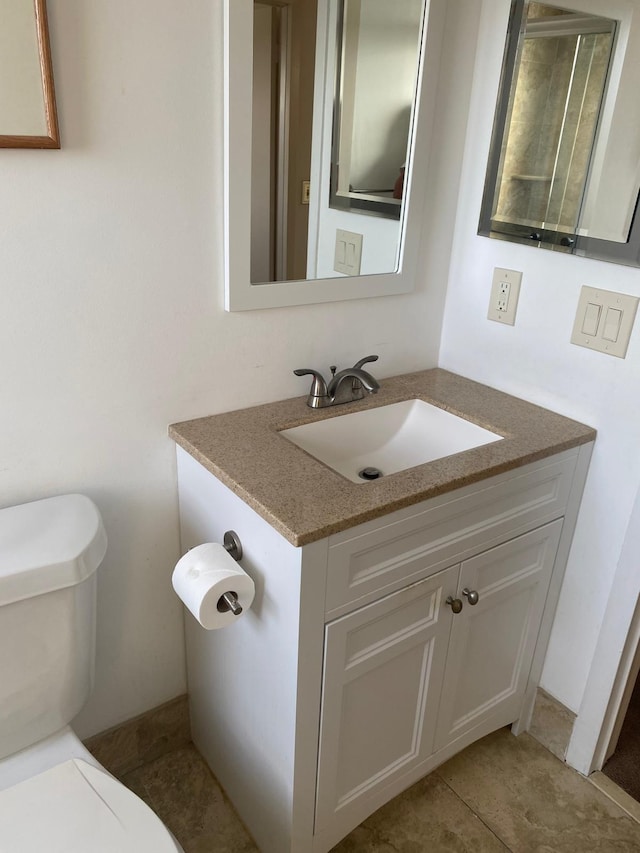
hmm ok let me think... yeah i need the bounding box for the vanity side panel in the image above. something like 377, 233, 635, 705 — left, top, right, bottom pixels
176, 447, 320, 853
512, 441, 595, 735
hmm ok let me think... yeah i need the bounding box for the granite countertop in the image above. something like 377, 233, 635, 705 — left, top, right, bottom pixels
169, 369, 596, 547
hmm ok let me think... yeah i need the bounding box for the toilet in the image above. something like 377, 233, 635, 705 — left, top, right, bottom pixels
0, 494, 183, 852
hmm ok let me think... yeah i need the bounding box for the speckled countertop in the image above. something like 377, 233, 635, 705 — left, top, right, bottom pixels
169, 369, 595, 547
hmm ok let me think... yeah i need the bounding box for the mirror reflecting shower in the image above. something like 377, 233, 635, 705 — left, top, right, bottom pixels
480, 2, 618, 250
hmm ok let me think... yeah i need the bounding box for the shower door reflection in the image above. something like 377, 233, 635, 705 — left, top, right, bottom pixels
490, 3, 615, 244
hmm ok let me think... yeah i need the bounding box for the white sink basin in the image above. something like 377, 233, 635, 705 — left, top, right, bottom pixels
280, 399, 503, 483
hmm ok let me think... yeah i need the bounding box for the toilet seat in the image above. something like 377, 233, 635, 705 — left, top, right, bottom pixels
0, 758, 180, 852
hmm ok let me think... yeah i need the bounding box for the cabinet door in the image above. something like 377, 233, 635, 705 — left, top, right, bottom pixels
315, 565, 458, 835
434, 520, 563, 752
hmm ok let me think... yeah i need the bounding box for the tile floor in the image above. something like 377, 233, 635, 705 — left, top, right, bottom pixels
120, 727, 640, 852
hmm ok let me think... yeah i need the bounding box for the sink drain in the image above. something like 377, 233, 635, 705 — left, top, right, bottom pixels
358, 467, 384, 481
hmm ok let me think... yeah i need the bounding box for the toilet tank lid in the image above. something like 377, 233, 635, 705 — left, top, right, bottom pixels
0, 495, 108, 607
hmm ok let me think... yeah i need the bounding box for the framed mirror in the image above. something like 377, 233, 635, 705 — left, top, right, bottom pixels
479, 0, 640, 267
0, 0, 59, 149
224, 0, 444, 311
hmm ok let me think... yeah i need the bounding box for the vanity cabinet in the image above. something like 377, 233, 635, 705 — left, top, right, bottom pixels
316, 519, 562, 837
174, 441, 592, 853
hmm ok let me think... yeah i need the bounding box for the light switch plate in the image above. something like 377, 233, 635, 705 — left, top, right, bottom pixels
334, 229, 363, 276
571, 286, 639, 358
488, 267, 522, 325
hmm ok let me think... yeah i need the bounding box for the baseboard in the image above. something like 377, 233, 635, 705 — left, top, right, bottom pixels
528, 688, 576, 762
83, 695, 191, 777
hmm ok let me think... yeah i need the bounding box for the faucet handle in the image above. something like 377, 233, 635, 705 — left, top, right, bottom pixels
349, 355, 379, 399
293, 369, 329, 406
353, 354, 379, 370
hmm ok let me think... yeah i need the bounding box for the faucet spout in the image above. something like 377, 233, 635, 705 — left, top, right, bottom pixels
327, 368, 380, 400
293, 355, 380, 408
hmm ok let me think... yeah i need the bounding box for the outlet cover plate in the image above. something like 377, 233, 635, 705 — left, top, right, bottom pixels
488, 267, 522, 325
571, 286, 639, 358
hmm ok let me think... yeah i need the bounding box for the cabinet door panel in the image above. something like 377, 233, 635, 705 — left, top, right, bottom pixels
434, 520, 563, 751
315, 565, 457, 834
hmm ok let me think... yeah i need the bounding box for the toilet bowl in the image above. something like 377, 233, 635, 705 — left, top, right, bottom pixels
0, 494, 183, 852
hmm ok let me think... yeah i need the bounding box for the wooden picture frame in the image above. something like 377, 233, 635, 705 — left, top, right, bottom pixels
0, 0, 59, 149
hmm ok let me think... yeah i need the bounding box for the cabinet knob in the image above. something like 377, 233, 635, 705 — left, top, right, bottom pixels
446, 596, 463, 614
462, 588, 479, 606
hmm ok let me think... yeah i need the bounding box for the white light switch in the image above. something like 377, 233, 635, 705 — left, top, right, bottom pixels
603, 308, 622, 342
571, 286, 639, 358
334, 229, 363, 276
581, 303, 601, 337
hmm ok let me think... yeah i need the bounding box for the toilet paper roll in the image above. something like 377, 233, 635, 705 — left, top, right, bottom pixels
172, 542, 255, 630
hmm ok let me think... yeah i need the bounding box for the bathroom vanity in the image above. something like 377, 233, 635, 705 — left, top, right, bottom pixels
170, 369, 595, 853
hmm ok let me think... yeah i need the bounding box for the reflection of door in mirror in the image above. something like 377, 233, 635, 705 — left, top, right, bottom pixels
493, 4, 614, 241
251, 0, 317, 284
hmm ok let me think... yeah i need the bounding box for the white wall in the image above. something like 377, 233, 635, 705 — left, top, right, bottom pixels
437, 0, 640, 718
1, 0, 449, 738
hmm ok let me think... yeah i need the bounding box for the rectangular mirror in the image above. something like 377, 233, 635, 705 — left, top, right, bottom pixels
0, 0, 59, 149
479, 0, 640, 267
225, 0, 444, 310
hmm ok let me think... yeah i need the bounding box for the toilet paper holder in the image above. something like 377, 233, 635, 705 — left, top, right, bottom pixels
222, 530, 243, 561
217, 531, 244, 616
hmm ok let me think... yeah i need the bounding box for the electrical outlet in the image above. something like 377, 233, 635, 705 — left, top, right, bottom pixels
496, 281, 511, 312
488, 268, 522, 325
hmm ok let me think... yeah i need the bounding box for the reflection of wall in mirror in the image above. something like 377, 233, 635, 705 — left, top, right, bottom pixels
308, 0, 423, 281
345, 0, 422, 192
579, 1, 640, 242
0, 0, 47, 135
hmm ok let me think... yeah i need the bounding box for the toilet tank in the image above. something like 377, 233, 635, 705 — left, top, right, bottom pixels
0, 495, 108, 760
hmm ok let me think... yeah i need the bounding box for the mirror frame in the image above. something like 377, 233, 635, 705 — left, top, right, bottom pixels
479, 0, 640, 268
224, 0, 444, 311
0, 0, 60, 149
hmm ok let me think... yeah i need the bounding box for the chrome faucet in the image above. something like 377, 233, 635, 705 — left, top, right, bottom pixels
294, 355, 380, 408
